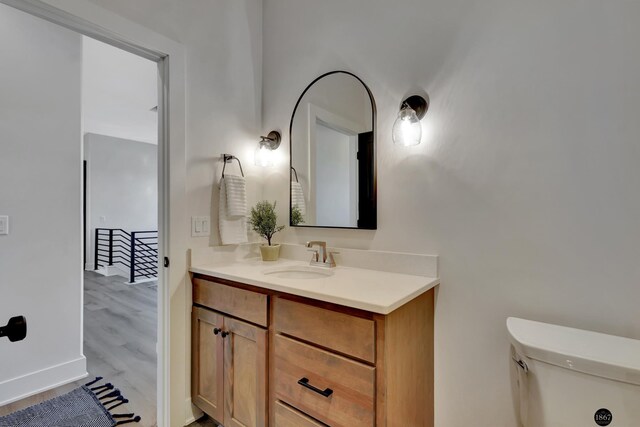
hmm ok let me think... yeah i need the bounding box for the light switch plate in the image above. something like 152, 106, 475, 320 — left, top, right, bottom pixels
191, 216, 210, 237
0, 216, 8, 235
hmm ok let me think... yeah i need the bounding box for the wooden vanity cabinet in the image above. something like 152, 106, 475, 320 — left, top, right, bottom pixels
192, 274, 435, 427
192, 278, 268, 427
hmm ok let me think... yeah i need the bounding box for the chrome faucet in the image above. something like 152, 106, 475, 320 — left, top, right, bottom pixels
306, 241, 337, 268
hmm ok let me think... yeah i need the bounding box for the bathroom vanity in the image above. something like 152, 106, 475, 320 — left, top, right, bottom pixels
189, 246, 439, 427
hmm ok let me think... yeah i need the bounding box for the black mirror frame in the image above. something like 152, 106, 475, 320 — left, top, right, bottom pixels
289, 70, 377, 230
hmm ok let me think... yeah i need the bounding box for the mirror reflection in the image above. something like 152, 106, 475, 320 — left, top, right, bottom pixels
290, 71, 376, 229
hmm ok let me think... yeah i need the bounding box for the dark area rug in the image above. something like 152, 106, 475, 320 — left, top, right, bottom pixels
0, 378, 140, 427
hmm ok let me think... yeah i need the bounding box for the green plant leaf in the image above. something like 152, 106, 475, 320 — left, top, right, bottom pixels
249, 200, 285, 246
290, 205, 304, 226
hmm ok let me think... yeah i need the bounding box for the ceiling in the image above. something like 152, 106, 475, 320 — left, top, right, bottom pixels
82, 36, 158, 144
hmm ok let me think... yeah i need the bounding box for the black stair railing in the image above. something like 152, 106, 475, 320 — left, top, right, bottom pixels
95, 228, 158, 283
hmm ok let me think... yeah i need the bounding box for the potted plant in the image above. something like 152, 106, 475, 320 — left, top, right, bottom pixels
290, 205, 305, 226
249, 200, 285, 261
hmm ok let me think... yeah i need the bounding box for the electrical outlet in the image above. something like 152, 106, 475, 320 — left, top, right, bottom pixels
191, 216, 210, 237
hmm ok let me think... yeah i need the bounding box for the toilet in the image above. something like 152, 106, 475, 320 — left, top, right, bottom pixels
507, 317, 640, 427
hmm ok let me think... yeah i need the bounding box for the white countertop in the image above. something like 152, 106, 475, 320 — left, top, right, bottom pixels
190, 258, 439, 315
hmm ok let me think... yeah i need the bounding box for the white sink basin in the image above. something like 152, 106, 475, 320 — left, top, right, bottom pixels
262, 265, 334, 279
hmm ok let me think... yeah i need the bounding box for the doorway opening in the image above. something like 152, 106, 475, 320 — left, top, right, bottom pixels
82, 36, 159, 425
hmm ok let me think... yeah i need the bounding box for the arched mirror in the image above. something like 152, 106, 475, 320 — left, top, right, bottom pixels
290, 71, 376, 229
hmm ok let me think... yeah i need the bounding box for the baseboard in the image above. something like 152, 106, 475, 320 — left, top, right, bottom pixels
0, 356, 87, 406
94, 265, 128, 278
184, 397, 204, 426
128, 277, 157, 285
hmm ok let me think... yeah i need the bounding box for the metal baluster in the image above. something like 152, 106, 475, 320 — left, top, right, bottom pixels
129, 232, 136, 284
108, 229, 114, 266
94, 228, 99, 270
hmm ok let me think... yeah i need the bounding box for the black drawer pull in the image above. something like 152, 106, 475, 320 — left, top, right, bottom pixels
213, 328, 222, 335
297, 377, 333, 397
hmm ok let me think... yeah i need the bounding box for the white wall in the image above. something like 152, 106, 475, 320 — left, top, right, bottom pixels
262, 1, 640, 426
82, 1, 263, 424
84, 0, 264, 248
82, 37, 158, 144
0, 3, 85, 404
84, 133, 158, 270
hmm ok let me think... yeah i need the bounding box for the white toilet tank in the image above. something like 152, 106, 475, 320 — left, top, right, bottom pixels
507, 317, 640, 427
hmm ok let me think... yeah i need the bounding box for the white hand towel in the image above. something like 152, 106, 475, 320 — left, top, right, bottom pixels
223, 174, 247, 217
219, 177, 248, 245
291, 181, 306, 216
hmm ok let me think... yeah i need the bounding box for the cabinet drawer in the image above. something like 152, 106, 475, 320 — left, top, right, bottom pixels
274, 334, 375, 427
193, 278, 267, 327
273, 297, 375, 363
274, 401, 326, 427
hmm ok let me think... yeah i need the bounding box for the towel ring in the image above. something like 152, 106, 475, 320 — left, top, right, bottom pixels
222, 154, 244, 178
291, 166, 299, 183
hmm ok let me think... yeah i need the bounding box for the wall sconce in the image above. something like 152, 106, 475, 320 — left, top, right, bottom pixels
254, 130, 281, 167
392, 95, 429, 146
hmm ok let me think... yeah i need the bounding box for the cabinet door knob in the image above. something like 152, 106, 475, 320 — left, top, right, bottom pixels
213, 328, 222, 335
221, 331, 229, 338
297, 377, 333, 397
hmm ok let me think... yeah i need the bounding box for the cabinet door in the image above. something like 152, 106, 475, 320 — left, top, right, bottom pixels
192, 306, 224, 423
223, 317, 268, 427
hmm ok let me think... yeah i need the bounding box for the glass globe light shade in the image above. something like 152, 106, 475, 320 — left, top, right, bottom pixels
392, 105, 422, 146
254, 143, 274, 167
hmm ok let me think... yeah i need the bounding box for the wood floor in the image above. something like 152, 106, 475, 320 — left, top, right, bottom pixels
0, 271, 158, 426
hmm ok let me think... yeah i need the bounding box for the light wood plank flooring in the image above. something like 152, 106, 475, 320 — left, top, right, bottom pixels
0, 271, 158, 426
